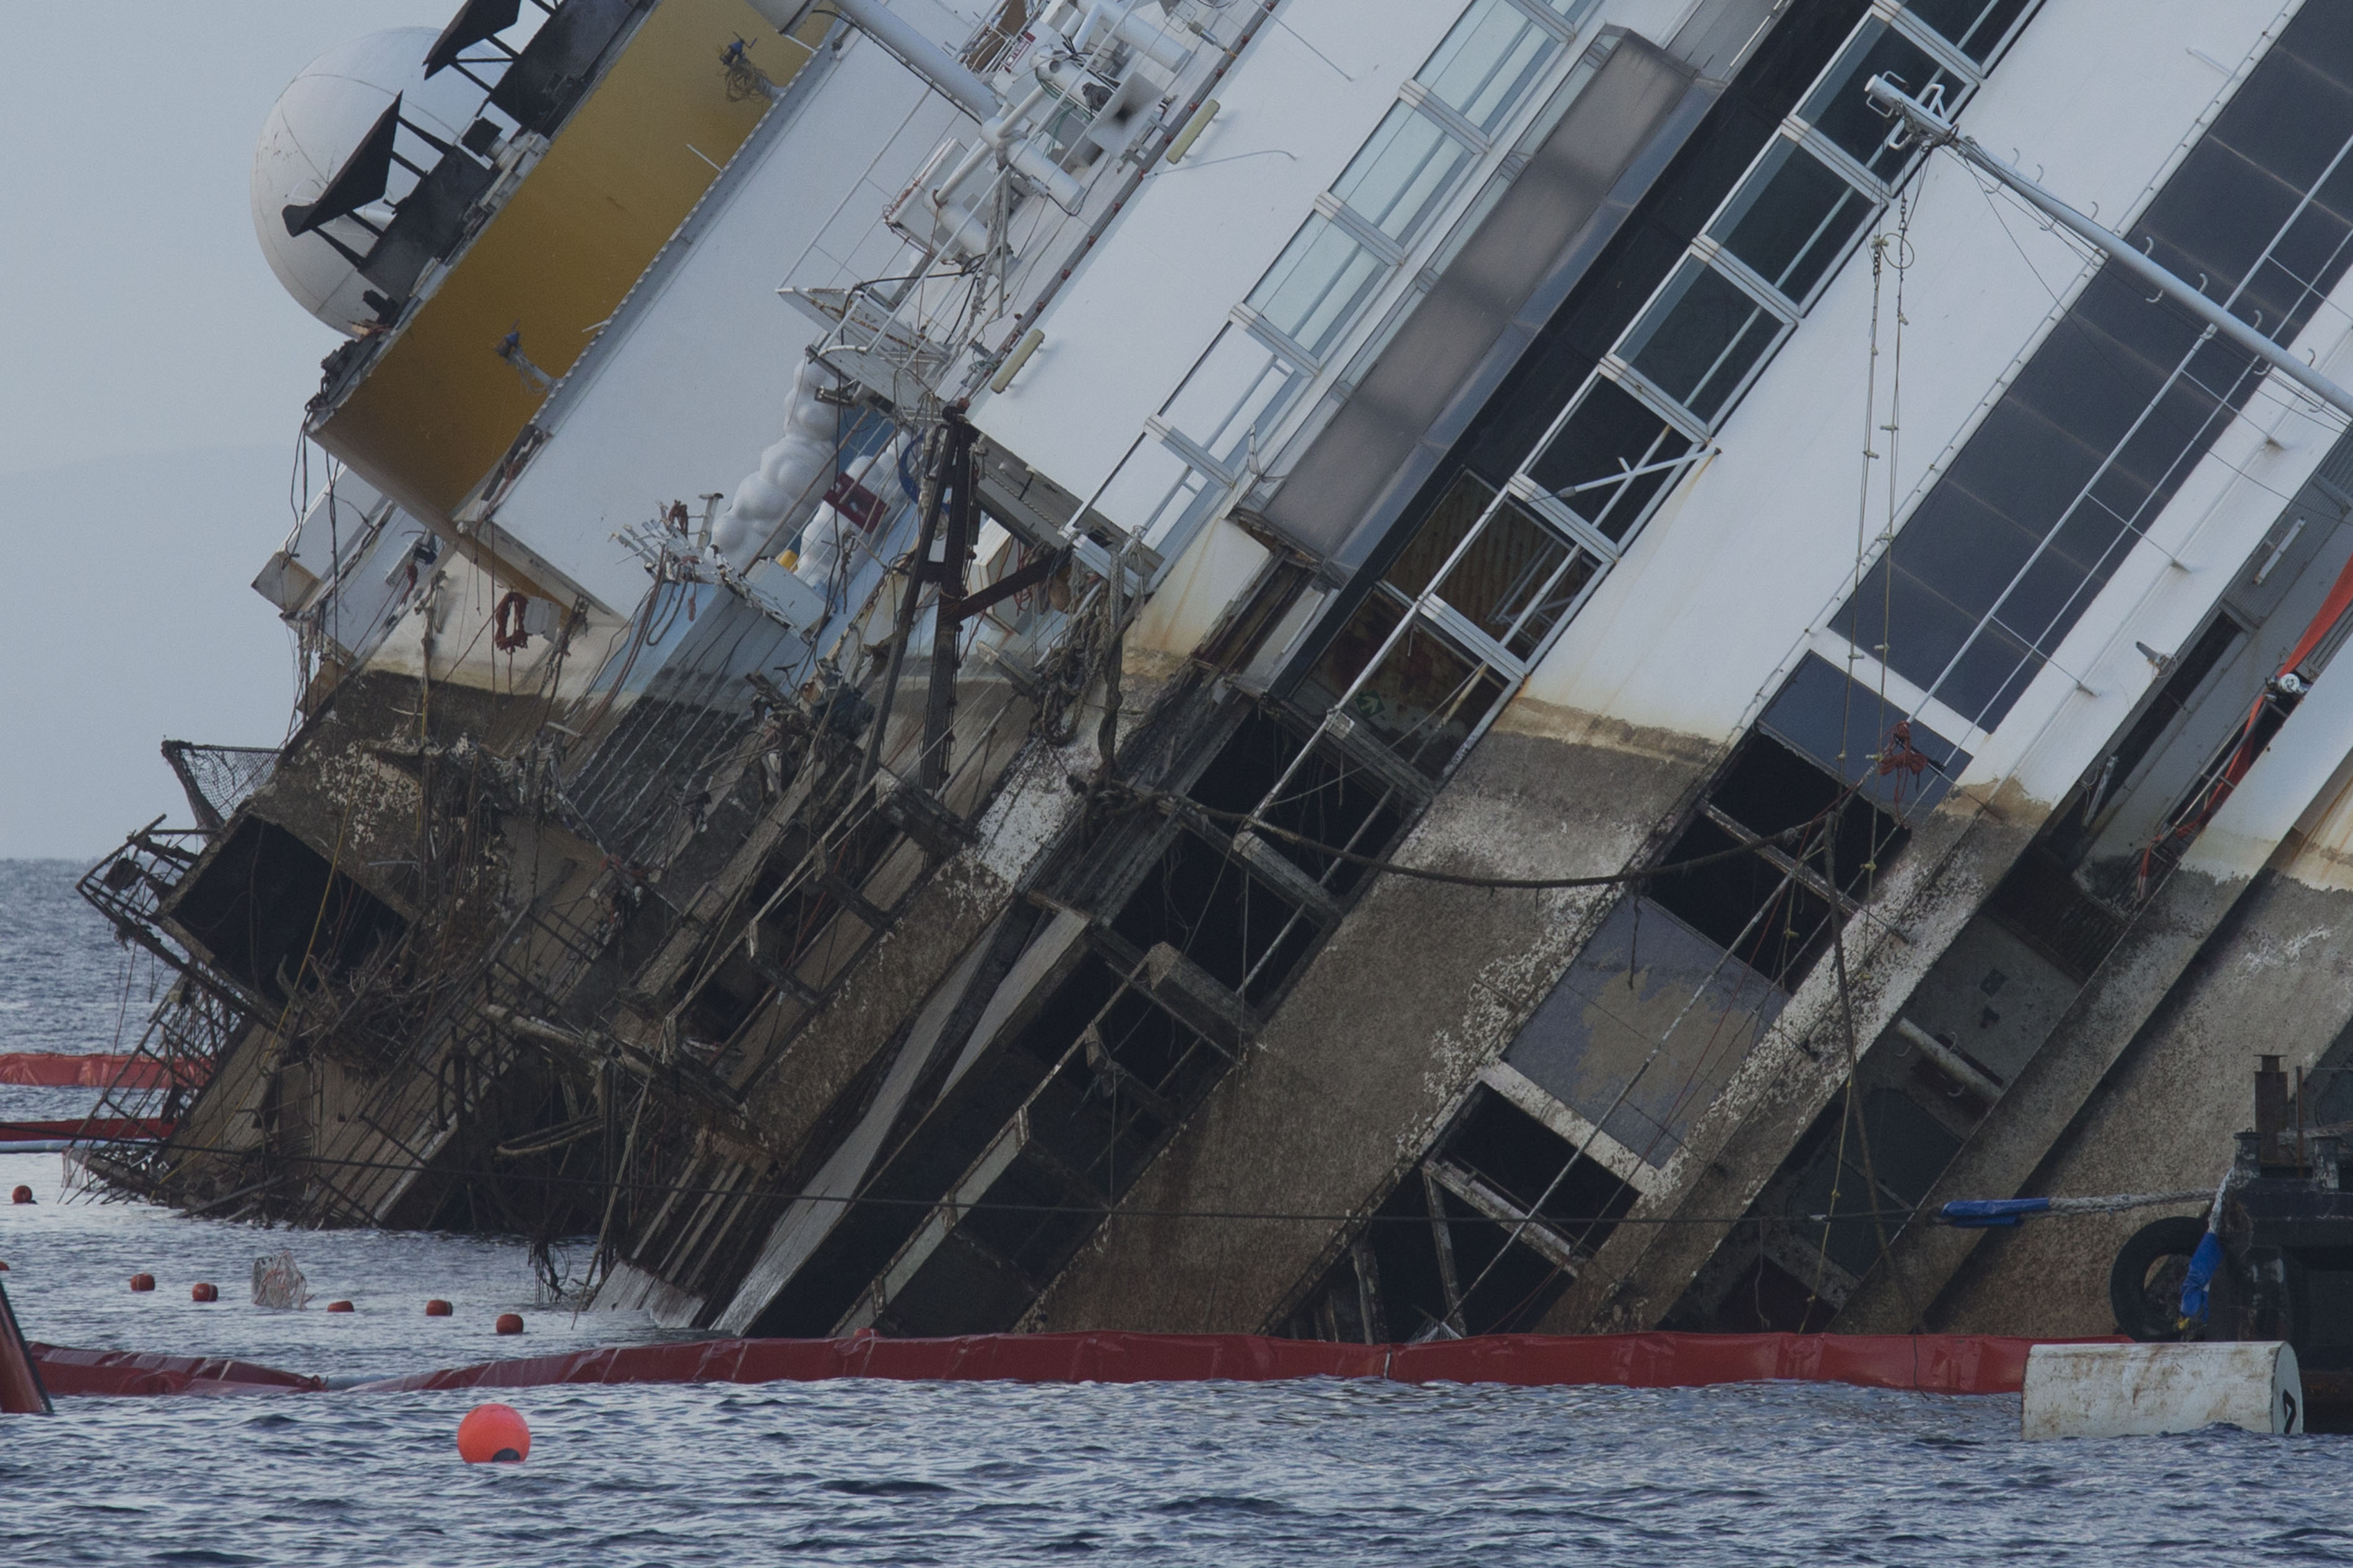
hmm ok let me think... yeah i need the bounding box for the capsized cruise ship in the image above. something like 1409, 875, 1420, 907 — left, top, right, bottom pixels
70, 0, 2353, 1345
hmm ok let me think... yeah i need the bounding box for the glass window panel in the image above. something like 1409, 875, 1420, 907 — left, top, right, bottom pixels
1942, 397, 2105, 538
2135, 141, 2302, 300
1527, 375, 1700, 540
1161, 325, 1308, 469
1334, 103, 1474, 246
2084, 458, 2155, 539
1851, 555, 1977, 696
1435, 498, 1595, 658
2289, 4, 2353, 101
1094, 438, 1206, 540
2048, 498, 2139, 584
1302, 589, 1407, 712
1937, 618, 2038, 726
1991, 547, 2094, 650
1623, 261, 1784, 421
2005, 316, 2171, 454
1145, 471, 1227, 553
1889, 485, 2038, 622
1711, 138, 1878, 302
2068, 266, 2206, 379
2244, 245, 2342, 343
1346, 614, 1513, 776
1384, 470, 1498, 598
1801, 21, 1964, 183
1419, 0, 1559, 134
1901, 0, 2030, 64
1248, 215, 1387, 358
2207, 48, 2353, 197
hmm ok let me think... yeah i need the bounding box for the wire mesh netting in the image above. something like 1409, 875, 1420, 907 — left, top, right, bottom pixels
162, 742, 281, 832
251, 1249, 310, 1310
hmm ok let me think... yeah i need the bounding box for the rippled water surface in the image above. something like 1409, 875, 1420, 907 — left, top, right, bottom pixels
8, 864, 2353, 1565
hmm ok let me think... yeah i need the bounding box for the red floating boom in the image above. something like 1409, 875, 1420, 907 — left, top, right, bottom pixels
26, 1346, 323, 1398
348, 1330, 2101, 1397
0, 1054, 184, 1089
25, 1331, 2125, 1402
0, 1119, 176, 1148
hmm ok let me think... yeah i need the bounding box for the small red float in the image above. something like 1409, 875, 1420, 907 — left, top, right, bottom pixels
129, 1273, 155, 1293
191, 1282, 219, 1303
10, 1185, 31, 1205
326, 1300, 354, 1313
455, 1402, 530, 1464
425, 1299, 454, 1317
495, 1313, 524, 1336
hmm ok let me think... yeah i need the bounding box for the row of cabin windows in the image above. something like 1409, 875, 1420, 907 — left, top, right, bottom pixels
1096, 0, 1599, 553
1289, 0, 2034, 781
1843, 0, 2353, 730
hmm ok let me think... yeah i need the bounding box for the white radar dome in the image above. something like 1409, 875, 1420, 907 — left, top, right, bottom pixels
251, 27, 483, 335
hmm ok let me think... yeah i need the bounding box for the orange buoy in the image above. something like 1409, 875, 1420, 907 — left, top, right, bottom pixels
10, 1186, 31, 1205
191, 1282, 219, 1302
129, 1273, 155, 1293
456, 1402, 530, 1464
326, 1300, 354, 1313
495, 1312, 524, 1335
425, 1299, 454, 1317
0, 1260, 10, 1270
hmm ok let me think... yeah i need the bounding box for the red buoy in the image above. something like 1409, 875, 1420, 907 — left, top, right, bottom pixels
326, 1300, 355, 1313
456, 1402, 530, 1464
425, 1299, 454, 1317
495, 1312, 524, 1336
10, 1186, 31, 1205
129, 1273, 155, 1293
191, 1282, 219, 1303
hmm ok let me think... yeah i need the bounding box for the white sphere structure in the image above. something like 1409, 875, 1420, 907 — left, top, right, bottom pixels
250, 28, 485, 335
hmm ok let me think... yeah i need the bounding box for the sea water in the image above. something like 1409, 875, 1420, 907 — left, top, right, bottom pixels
6, 859, 2352, 1566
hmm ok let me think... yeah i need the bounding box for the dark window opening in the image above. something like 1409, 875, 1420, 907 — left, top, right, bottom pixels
1624, 262, 1785, 421
1783, 1087, 1960, 1280
1032, 985, 1224, 1191
1110, 831, 1321, 1006
1287, 0, 1871, 695
1276, 1166, 1587, 1343
1382, 471, 1497, 599
1444, 1088, 1639, 1259
1702, 1254, 1841, 1333
169, 818, 407, 1004
1186, 703, 1409, 899
1527, 377, 1703, 536
1986, 846, 2128, 984
2056, 613, 2245, 859
1713, 136, 1879, 303
1250, 744, 1408, 901
1757, 652, 1970, 816
1648, 735, 1907, 989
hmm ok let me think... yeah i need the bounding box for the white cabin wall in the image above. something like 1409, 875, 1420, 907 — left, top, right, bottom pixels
968, 0, 1471, 500
473, 6, 975, 613
1510, 0, 2305, 803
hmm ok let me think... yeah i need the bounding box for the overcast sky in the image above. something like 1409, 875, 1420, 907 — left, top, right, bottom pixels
0, 2, 433, 859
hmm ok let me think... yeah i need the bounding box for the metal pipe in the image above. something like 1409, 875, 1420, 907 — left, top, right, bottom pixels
750, 0, 1000, 122
1893, 1016, 2002, 1101
1864, 75, 2353, 422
